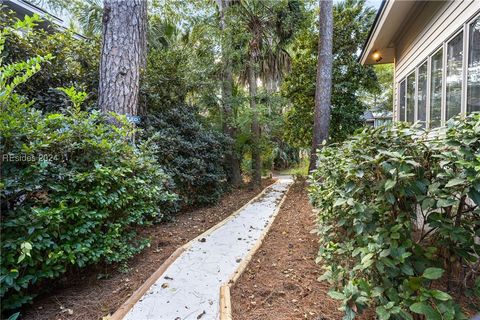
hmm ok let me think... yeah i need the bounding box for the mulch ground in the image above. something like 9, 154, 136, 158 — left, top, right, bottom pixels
231, 181, 480, 320
231, 181, 343, 320
21, 179, 274, 320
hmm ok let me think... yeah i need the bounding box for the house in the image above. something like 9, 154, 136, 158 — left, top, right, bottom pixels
362, 108, 393, 127
3, 0, 85, 39
360, 0, 480, 128
3, 0, 66, 30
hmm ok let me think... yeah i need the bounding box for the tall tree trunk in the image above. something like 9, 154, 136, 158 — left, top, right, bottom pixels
222, 65, 243, 186
218, 0, 242, 187
309, 0, 333, 172
249, 53, 262, 187
99, 0, 147, 116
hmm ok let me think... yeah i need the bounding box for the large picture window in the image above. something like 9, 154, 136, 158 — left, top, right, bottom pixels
446, 31, 464, 120
430, 49, 443, 128
468, 17, 480, 113
397, 13, 479, 128
417, 61, 428, 126
406, 72, 416, 123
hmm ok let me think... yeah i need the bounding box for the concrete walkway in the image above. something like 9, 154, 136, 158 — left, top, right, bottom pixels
123, 177, 293, 320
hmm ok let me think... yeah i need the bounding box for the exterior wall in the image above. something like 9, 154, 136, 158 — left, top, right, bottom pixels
393, 0, 480, 124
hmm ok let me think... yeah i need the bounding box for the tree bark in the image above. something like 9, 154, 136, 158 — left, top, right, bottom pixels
309, 0, 333, 172
249, 53, 262, 187
218, 0, 242, 187
99, 0, 147, 116
222, 68, 243, 187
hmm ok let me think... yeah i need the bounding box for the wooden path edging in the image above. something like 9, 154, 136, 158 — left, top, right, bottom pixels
109, 180, 279, 320
219, 182, 292, 320
110, 246, 185, 320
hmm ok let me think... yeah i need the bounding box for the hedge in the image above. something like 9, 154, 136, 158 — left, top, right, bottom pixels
0, 19, 176, 313
310, 115, 480, 319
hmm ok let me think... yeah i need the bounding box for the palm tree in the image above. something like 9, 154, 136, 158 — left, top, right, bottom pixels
71, 0, 103, 37
30, 0, 103, 37
235, 0, 302, 187
309, 0, 333, 171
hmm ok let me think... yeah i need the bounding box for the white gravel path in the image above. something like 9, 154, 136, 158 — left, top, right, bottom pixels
124, 177, 293, 320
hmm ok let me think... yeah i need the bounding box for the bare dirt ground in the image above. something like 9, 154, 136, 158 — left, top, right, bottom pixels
231, 181, 343, 320
22, 179, 274, 320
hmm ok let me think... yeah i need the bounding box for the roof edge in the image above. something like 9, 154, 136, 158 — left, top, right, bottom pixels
358, 0, 387, 64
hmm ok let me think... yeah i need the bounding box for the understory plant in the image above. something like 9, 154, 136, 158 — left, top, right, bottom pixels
0, 18, 176, 314
0, 10, 100, 113
141, 104, 228, 208
309, 115, 480, 319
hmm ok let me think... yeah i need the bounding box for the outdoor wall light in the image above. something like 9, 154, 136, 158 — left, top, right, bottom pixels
372, 51, 382, 62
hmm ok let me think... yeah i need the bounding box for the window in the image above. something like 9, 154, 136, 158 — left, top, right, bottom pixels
397, 13, 480, 127
375, 118, 392, 127
430, 49, 443, 128
445, 31, 464, 120
468, 17, 480, 113
399, 80, 406, 121
406, 72, 416, 123
417, 61, 428, 126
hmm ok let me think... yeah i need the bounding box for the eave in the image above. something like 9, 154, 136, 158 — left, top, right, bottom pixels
359, 0, 424, 65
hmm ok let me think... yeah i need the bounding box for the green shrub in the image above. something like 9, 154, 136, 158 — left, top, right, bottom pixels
0, 19, 176, 313
141, 104, 228, 207
309, 115, 480, 319
1, 10, 100, 112
272, 141, 300, 170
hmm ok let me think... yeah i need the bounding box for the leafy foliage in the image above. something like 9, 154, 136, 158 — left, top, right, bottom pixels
359, 64, 394, 112
141, 23, 229, 207
282, 0, 378, 147
0, 22, 176, 312
143, 6, 221, 115
231, 90, 301, 176
228, 0, 305, 85
143, 45, 217, 110
309, 115, 480, 319
1, 10, 100, 112
30, 0, 103, 37
141, 104, 228, 208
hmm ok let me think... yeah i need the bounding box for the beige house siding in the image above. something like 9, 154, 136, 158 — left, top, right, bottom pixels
393, 0, 480, 122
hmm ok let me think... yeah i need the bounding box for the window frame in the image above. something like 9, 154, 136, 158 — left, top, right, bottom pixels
417, 59, 428, 126
398, 80, 406, 121
465, 14, 480, 113
426, 56, 431, 126
444, 28, 465, 121
430, 46, 444, 128
406, 71, 416, 123
396, 11, 480, 128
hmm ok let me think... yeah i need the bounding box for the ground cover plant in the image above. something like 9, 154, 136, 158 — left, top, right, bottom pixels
310, 115, 480, 319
